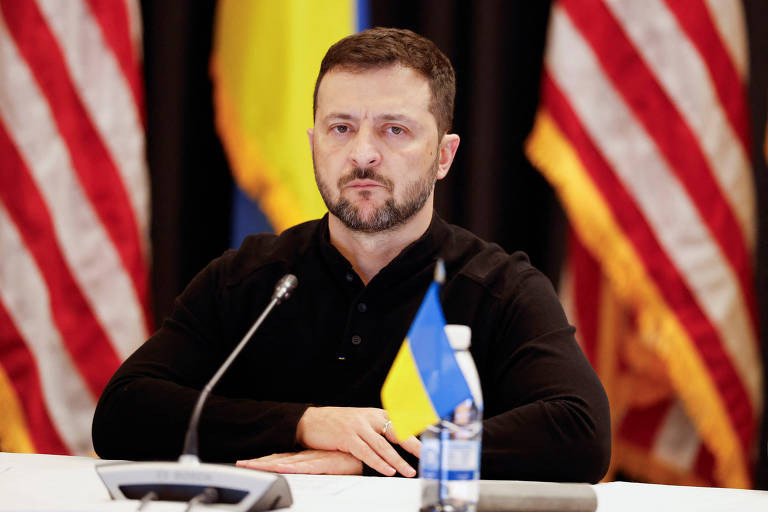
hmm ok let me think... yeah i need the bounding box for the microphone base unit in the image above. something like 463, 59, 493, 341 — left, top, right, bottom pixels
95, 459, 293, 511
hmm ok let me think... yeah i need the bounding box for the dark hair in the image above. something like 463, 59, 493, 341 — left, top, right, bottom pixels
313, 27, 456, 135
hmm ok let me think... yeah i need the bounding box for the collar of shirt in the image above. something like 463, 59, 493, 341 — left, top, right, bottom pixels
315, 211, 451, 293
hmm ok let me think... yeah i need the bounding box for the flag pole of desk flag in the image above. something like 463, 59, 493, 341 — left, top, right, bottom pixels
381, 260, 472, 439
527, 0, 760, 487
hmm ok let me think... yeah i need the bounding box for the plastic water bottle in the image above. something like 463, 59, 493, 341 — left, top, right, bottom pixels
420, 325, 483, 512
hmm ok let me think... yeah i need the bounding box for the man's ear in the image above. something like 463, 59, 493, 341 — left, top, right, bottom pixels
307, 128, 314, 153
436, 133, 460, 180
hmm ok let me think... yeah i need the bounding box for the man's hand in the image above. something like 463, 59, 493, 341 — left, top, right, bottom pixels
237, 450, 362, 475
295, 406, 421, 477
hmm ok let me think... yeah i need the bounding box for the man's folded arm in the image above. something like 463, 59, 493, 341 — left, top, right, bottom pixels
92, 259, 310, 463
480, 395, 611, 483
476, 270, 611, 483
91, 341, 311, 462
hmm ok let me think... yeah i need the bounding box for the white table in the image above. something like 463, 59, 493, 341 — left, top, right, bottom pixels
2, 452, 768, 511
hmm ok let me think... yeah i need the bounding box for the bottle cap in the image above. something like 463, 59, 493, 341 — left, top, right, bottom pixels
444, 324, 471, 350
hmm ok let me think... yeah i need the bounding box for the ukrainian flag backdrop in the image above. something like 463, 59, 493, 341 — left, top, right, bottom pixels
211, 0, 367, 247
381, 279, 472, 439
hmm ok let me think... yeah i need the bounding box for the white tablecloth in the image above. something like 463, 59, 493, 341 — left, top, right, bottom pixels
2, 452, 768, 511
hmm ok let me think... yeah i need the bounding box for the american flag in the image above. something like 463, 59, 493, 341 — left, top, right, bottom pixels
0, 0, 150, 455
527, 0, 760, 487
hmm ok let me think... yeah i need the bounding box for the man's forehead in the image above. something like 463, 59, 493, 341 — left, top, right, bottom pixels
321, 112, 417, 122
323, 62, 424, 80
318, 66, 430, 98
315, 65, 432, 115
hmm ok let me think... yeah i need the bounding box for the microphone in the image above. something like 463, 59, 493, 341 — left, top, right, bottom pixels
181, 273, 298, 460
271, 274, 298, 302
97, 274, 298, 512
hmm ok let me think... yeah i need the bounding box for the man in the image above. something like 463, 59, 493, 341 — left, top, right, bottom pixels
93, 27, 611, 482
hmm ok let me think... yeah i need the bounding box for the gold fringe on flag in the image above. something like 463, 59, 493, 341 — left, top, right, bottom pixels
0, 365, 35, 453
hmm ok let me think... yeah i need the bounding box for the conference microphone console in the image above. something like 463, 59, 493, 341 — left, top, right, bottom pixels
97, 458, 292, 511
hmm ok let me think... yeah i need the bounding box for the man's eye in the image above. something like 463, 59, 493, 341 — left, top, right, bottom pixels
388, 126, 404, 135
332, 125, 349, 134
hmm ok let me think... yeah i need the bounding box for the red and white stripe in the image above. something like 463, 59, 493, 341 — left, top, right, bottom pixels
544, 0, 758, 483
0, 0, 149, 455
605, 0, 754, 251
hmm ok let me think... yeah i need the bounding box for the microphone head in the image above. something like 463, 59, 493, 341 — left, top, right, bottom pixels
272, 274, 298, 303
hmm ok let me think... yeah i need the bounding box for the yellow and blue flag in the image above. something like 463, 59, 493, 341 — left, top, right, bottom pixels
381, 261, 472, 439
210, 1, 358, 245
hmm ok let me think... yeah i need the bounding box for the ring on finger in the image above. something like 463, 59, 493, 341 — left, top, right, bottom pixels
382, 420, 393, 436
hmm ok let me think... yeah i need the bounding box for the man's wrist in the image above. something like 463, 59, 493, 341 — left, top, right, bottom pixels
295, 405, 315, 446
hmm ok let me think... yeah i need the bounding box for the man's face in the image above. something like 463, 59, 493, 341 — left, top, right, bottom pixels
310, 65, 448, 233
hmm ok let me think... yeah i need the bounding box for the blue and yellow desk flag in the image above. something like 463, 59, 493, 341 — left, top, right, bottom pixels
381, 260, 472, 439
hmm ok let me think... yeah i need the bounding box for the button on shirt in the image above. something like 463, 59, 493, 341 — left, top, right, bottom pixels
93, 213, 611, 483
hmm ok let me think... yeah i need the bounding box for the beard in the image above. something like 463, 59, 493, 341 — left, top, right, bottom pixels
314, 156, 439, 233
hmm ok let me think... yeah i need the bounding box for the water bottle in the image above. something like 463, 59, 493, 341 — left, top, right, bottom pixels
420, 324, 483, 512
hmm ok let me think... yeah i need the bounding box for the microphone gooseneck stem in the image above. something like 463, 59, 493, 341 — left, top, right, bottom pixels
180, 274, 297, 460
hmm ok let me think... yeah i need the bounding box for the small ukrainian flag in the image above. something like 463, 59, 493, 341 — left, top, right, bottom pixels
381, 259, 472, 439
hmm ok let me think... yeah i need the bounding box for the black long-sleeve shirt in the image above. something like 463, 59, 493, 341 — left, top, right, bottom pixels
92, 213, 611, 482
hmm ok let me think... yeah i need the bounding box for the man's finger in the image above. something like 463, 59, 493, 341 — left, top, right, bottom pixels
238, 455, 310, 472
397, 435, 422, 458
272, 460, 323, 474
287, 452, 358, 475
361, 429, 416, 477
238, 452, 285, 465
237, 459, 279, 471
236, 451, 308, 470
347, 437, 396, 476
382, 423, 422, 460
239, 450, 364, 475
243, 460, 304, 474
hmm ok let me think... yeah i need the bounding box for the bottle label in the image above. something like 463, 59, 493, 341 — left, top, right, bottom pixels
420, 438, 480, 480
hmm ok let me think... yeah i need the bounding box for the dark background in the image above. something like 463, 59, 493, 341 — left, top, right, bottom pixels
139, 0, 767, 486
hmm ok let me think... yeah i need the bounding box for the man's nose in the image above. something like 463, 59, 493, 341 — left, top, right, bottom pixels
349, 126, 381, 168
